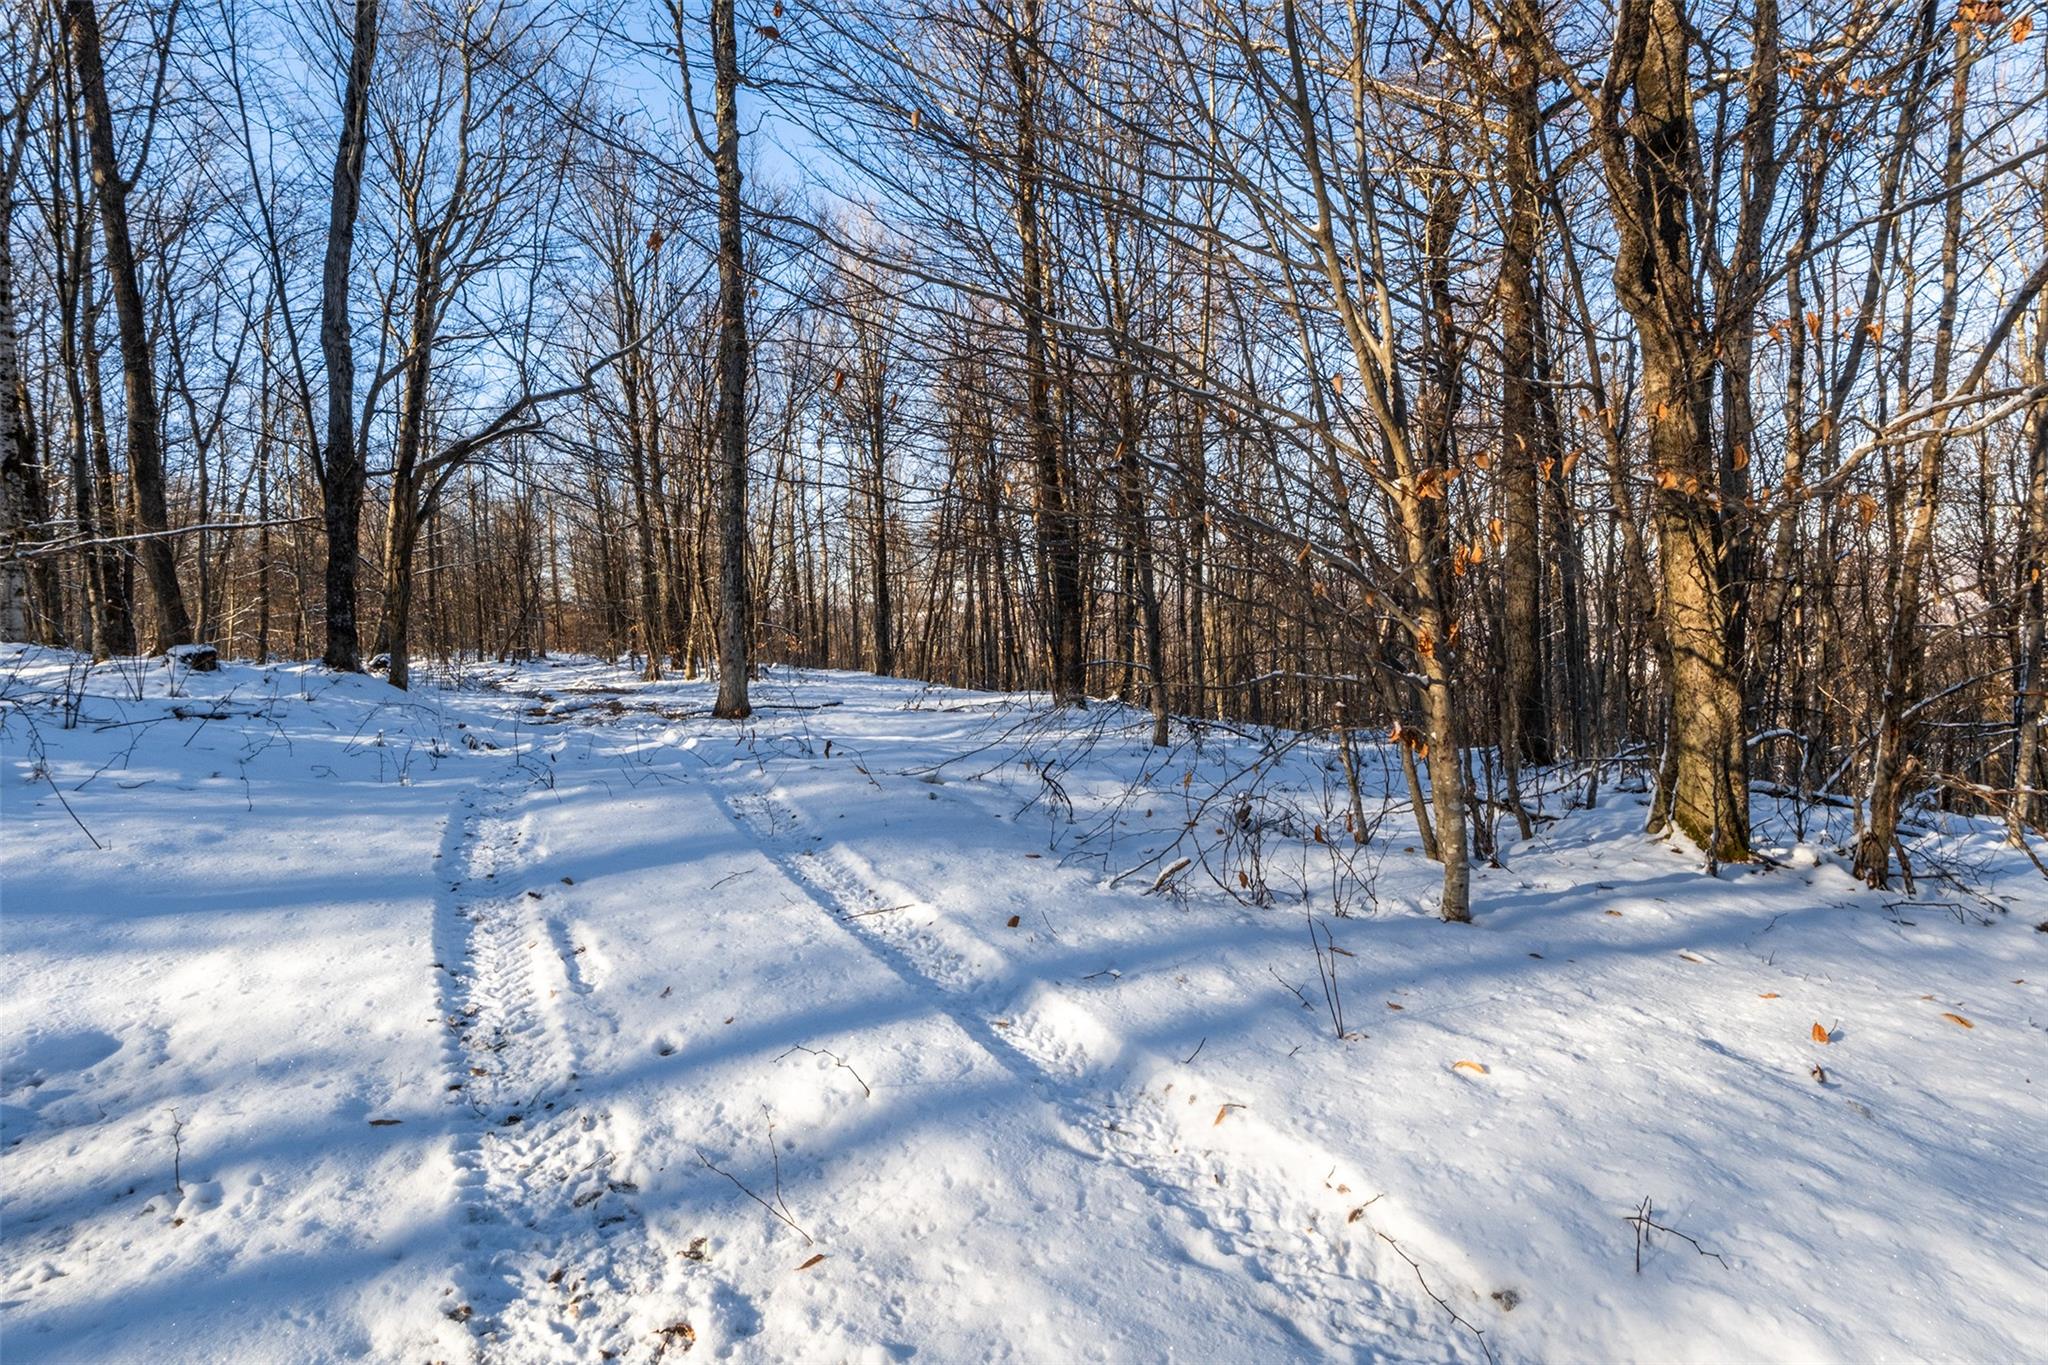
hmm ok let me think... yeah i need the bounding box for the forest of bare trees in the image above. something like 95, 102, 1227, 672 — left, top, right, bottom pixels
2, 0, 2044, 919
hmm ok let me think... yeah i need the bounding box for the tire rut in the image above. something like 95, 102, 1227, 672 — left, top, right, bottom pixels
432, 755, 668, 1362
711, 742, 1479, 1361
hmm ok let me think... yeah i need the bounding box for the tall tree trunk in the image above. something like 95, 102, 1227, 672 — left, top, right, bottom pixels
1499, 0, 1550, 764
1602, 0, 1748, 861
709, 0, 752, 719
380, 487, 423, 688
1276, 0, 1468, 917
2012, 304, 2047, 839
318, 0, 378, 671
82, 308, 133, 654
47, 85, 126, 657
866, 398, 895, 675
1854, 27, 1976, 884
622, 357, 667, 679
0, 209, 42, 641
1007, 0, 1085, 705
2, 54, 61, 643
67, 0, 191, 649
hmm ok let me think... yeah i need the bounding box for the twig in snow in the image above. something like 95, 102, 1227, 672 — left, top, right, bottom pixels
1308, 911, 1355, 1040
777, 1044, 872, 1098
43, 763, 103, 850
695, 1135, 814, 1246
1149, 856, 1193, 893
1625, 1197, 1728, 1273
1369, 1223, 1496, 1364
842, 903, 914, 920
166, 1109, 187, 1195
764, 1120, 809, 1241
1268, 966, 1313, 1010
1182, 1037, 1206, 1065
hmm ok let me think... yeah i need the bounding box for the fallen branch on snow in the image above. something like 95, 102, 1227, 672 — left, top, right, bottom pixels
695, 1121, 814, 1246
1367, 1221, 1497, 1364
1625, 1196, 1728, 1274
776, 1044, 872, 1098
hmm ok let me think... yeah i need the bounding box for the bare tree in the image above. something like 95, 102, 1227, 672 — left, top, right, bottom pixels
65, 0, 191, 648
315, 0, 379, 671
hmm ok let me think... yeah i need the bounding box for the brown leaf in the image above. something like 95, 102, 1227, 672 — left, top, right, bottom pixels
1386, 1001, 1404, 1010
1005, 915, 1020, 928
1758, 992, 1780, 999
1214, 1103, 1244, 1125
1811, 1022, 1830, 1044
1452, 1060, 1488, 1075
1939, 1012, 1974, 1029
797, 1254, 826, 1271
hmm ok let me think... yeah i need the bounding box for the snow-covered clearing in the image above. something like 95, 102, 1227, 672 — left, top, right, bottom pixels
2, 645, 2043, 1363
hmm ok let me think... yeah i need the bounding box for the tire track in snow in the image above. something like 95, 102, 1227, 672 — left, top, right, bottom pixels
713, 744, 1476, 1362
430, 747, 670, 1362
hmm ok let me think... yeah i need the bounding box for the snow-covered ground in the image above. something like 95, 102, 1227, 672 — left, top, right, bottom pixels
3, 644, 2043, 1363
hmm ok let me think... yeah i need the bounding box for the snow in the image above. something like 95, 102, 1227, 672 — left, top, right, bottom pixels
3, 644, 2044, 1362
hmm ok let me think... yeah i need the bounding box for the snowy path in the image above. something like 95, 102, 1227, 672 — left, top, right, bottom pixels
4, 649, 2044, 1362
430, 760, 668, 1356
711, 754, 1443, 1361
712, 753, 1449, 1358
